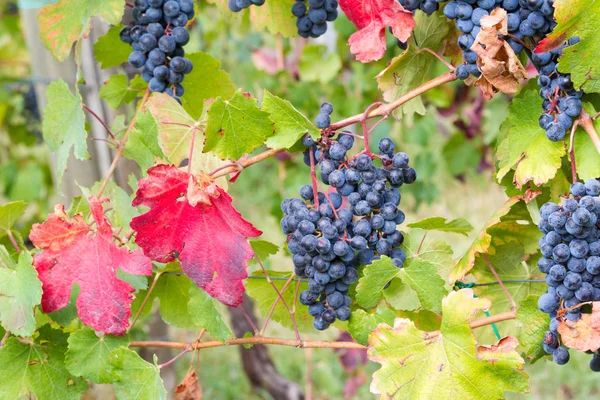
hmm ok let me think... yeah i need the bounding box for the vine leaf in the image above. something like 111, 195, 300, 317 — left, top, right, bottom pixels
249, 239, 279, 264
93, 25, 131, 69
538, 0, 600, 93
516, 295, 549, 362
123, 110, 167, 173
348, 307, 396, 345
368, 289, 528, 399
0, 325, 88, 400
65, 327, 130, 384
262, 90, 320, 149
181, 52, 236, 120
376, 11, 449, 117
145, 93, 228, 184
496, 86, 566, 188
38, 0, 124, 62
153, 273, 204, 330
472, 9, 527, 98
356, 256, 401, 309
339, 0, 415, 63
108, 348, 166, 400
205, 90, 275, 160
0, 200, 27, 232
0, 249, 42, 337
407, 216, 473, 236
188, 284, 234, 342
397, 258, 446, 314
383, 279, 420, 311
246, 270, 313, 332
402, 231, 454, 280
99, 74, 147, 109
131, 164, 262, 307
29, 196, 153, 335
451, 196, 540, 283
558, 302, 600, 352
42, 79, 89, 184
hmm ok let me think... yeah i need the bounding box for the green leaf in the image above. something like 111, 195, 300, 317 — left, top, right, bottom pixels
356, 257, 401, 310
262, 90, 320, 149
145, 93, 228, 183
573, 104, 600, 180
247, 0, 297, 37
496, 87, 565, 188
368, 289, 528, 399
0, 250, 42, 337
383, 279, 421, 311
38, 0, 124, 62
65, 328, 130, 384
0, 325, 87, 400
246, 271, 313, 332
108, 348, 166, 400
42, 79, 89, 184
299, 45, 342, 84
348, 308, 396, 345
205, 90, 274, 160
100, 74, 146, 109
154, 274, 202, 330
0, 201, 26, 232
516, 295, 550, 363
402, 231, 455, 280
377, 12, 450, 118
94, 25, 131, 69
188, 285, 234, 343
407, 216, 473, 236
181, 52, 235, 120
547, 0, 600, 93
123, 110, 166, 172
249, 239, 279, 263
398, 258, 447, 314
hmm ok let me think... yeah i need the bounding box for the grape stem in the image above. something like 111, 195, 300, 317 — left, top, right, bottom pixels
361, 102, 385, 157
96, 88, 151, 197
482, 254, 516, 310
129, 310, 517, 351
309, 149, 320, 209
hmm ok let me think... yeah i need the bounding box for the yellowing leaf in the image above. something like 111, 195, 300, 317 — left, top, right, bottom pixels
558, 302, 600, 352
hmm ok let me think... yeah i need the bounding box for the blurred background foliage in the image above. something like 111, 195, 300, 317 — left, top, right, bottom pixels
1, 0, 598, 398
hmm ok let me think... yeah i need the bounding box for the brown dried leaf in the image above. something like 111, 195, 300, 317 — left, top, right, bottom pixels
175, 371, 202, 400
472, 8, 528, 99
558, 302, 600, 352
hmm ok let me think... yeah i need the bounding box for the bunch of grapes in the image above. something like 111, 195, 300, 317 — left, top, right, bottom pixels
443, 0, 556, 79
120, 0, 194, 101
228, 0, 265, 12
537, 179, 600, 367
397, 0, 439, 15
534, 38, 583, 141
291, 0, 338, 38
282, 103, 416, 330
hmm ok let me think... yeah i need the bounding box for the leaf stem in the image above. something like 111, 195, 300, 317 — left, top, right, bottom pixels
128, 271, 162, 333
96, 88, 151, 198
210, 148, 286, 179
360, 102, 385, 157
568, 118, 580, 183
579, 110, 600, 156
187, 126, 197, 175
482, 254, 516, 310
82, 104, 115, 140
158, 345, 192, 369
260, 274, 296, 333
6, 230, 21, 254
238, 305, 260, 336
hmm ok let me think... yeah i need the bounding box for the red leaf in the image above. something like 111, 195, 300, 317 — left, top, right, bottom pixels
130, 164, 262, 307
30, 197, 152, 335
339, 0, 415, 63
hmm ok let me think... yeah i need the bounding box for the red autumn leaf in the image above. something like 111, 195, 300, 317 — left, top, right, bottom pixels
339, 0, 415, 63
130, 164, 262, 307
29, 196, 152, 335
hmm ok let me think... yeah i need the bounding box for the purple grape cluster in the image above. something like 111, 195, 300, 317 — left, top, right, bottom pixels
534, 38, 583, 141
291, 0, 338, 38
443, 0, 557, 79
119, 0, 194, 102
281, 103, 416, 331
398, 0, 439, 15
537, 179, 600, 367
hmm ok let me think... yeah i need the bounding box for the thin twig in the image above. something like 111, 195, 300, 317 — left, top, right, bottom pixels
128, 272, 162, 333
482, 254, 516, 310
96, 89, 151, 197
329, 70, 457, 131
254, 252, 300, 340
159, 345, 192, 369
416, 48, 455, 70
261, 274, 296, 331
82, 104, 115, 140
579, 110, 600, 156
568, 119, 580, 183
130, 310, 518, 351
210, 148, 285, 179
6, 230, 20, 254
416, 232, 428, 256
